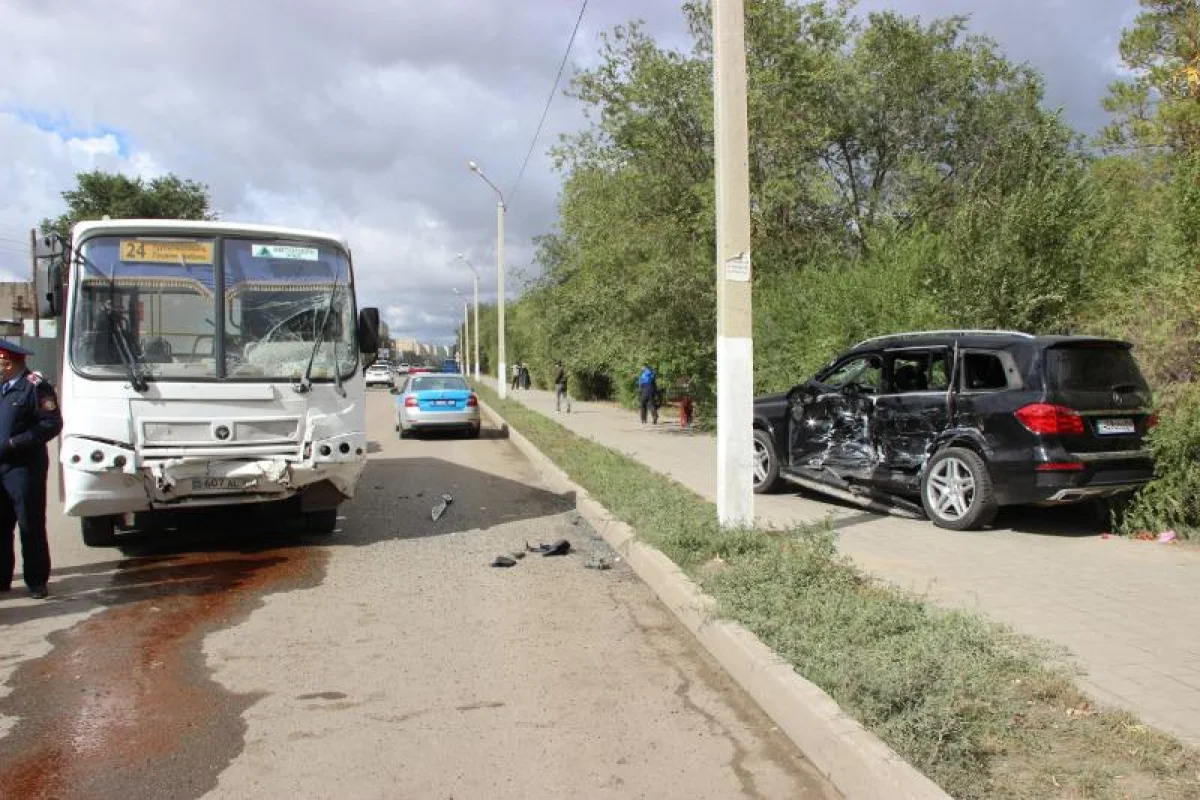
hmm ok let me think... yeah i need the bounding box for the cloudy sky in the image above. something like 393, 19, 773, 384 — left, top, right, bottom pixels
0, 0, 1138, 344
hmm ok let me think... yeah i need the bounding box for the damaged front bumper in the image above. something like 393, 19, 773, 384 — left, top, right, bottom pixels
60, 433, 368, 517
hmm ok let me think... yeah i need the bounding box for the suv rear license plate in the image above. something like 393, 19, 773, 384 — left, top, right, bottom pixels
1095, 419, 1136, 436
189, 477, 250, 493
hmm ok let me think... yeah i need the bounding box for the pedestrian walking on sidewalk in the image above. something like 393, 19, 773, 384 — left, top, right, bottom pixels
511, 361, 521, 391
519, 362, 531, 390
0, 340, 63, 600
637, 363, 658, 425
554, 361, 571, 412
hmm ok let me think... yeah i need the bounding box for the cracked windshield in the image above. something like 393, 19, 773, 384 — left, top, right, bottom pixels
70, 236, 356, 381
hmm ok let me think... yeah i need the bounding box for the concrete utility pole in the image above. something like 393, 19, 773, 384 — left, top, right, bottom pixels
29, 228, 40, 337
713, 0, 755, 528
467, 161, 507, 399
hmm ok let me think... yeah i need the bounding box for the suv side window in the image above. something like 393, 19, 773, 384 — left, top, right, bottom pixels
820, 357, 888, 393
887, 350, 950, 393
823, 355, 883, 393
961, 352, 1008, 391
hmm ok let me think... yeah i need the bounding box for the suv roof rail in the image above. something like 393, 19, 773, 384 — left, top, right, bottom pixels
851, 329, 1035, 349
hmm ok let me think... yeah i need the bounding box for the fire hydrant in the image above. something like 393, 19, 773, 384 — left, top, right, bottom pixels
679, 394, 694, 429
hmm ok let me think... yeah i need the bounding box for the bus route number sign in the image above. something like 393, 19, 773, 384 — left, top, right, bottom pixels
120, 240, 214, 264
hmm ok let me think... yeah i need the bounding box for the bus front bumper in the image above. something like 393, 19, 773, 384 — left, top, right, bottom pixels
60, 435, 368, 517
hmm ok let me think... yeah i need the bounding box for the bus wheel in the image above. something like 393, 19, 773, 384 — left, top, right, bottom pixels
304, 509, 339, 536
81, 515, 119, 547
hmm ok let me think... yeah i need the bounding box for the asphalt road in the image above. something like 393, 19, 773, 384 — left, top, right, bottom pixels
0, 390, 837, 799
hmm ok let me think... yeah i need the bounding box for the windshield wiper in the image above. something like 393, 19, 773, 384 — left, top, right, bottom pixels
295, 266, 346, 396
74, 245, 148, 392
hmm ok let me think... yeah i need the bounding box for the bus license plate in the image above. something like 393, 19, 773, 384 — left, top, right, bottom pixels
189, 477, 251, 493
1095, 419, 1135, 436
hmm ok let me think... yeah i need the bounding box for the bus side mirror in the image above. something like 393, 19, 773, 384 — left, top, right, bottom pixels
358, 307, 380, 354
34, 236, 66, 318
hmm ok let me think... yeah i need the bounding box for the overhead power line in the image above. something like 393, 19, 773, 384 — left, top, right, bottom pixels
508, 0, 588, 203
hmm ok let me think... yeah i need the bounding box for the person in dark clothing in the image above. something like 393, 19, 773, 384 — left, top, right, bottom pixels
0, 340, 63, 599
520, 362, 531, 390
636, 363, 658, 424
553, 361, 571, 412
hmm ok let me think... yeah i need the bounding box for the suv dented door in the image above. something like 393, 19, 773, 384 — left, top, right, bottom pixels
786, 353, 882, 475
873, 347, 953, 488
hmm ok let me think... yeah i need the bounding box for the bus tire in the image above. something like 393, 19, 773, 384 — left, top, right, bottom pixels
304, 509, 339, 536
81, 515, 119, 547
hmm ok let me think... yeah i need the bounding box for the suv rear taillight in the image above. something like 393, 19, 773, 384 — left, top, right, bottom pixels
1015, 403, 1084, 436
466, 394, 478, 407
404, 396, 418, 408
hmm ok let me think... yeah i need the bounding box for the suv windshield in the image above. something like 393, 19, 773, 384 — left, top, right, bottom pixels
71, 235, 357, 382
1045, 344, 1149, 392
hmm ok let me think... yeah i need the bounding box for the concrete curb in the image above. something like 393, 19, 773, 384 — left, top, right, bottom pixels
480, 401, 950, 800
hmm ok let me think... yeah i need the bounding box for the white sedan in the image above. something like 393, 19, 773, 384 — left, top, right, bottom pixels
365, 363, 394, 388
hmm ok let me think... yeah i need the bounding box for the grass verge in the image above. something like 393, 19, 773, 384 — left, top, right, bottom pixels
477, 384, 1200, 799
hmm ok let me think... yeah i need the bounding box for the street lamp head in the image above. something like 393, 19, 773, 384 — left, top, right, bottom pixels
467, 160, 480, 173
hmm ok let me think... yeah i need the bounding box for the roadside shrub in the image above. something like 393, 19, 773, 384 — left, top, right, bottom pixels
1120, 382, 1200, 539
754, 230, 946, 394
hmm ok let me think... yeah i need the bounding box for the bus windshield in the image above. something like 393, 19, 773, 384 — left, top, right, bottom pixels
70, 234, 358, 382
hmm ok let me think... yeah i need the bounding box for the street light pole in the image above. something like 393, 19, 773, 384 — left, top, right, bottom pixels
467, 160, 507, 399
713, 0, 754, 528
453, 288, 470, 377
456, 254, 482, 382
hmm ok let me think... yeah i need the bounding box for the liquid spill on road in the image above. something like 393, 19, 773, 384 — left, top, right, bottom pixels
0, 540, 325, 800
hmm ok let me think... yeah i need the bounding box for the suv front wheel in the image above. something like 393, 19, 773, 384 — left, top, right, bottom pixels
921, 447, 997, 531
752, 429, 781, 494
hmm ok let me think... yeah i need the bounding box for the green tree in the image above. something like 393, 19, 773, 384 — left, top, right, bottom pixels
40, 170, 215, 241
1101, 0, 1200, 153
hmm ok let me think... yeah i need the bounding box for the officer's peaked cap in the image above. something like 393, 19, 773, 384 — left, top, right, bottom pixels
0, 339, 32, 360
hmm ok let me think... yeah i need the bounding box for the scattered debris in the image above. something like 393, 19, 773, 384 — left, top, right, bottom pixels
1158, 529, 1178, 543
571, 515, 583, 526
430, 493, 454, 521
490, 555, 517, 568
526, 538, 571, 556
585, 554, 612, 570
510, 551, 527, 560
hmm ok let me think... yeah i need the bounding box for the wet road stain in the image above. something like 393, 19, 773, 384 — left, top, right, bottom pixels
0, 536, 325, 800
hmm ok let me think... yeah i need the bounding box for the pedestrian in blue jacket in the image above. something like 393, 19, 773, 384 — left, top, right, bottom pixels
637, 363, 658, 425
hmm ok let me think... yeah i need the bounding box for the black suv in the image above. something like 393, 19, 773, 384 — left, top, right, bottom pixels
752, 330, 1155, 530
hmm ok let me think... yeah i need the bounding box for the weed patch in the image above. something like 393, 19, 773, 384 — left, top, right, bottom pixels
480, 384, 1200, 799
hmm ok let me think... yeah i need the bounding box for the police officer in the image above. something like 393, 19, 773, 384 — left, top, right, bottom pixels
0, 340, 63, 599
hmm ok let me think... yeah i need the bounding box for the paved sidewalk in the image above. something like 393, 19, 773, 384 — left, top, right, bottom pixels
485, 380, 1200, 747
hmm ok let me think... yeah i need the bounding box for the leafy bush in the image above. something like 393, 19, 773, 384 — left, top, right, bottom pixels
1120, 383, 1200, 539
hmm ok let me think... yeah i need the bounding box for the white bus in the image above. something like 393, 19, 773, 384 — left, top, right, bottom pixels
37, 219, 381, 546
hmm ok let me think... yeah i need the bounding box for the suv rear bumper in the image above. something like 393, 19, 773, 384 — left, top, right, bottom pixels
993, 451, 1154, 506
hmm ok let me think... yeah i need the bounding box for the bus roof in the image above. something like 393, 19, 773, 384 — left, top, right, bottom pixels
71, 219, 350, 249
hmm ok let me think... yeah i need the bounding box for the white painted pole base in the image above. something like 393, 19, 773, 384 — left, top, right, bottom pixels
497, 361, 507, 400
717, 335, 754, 527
